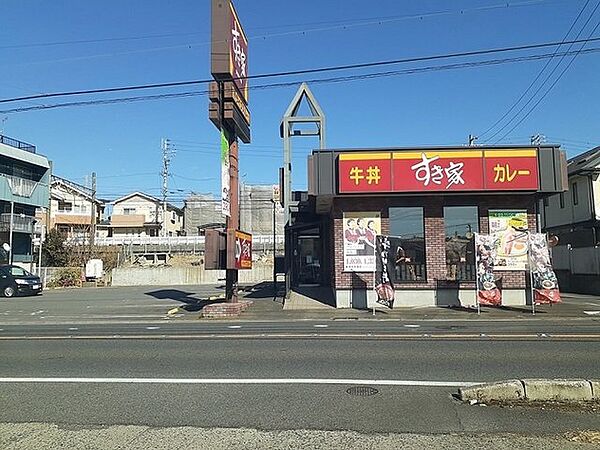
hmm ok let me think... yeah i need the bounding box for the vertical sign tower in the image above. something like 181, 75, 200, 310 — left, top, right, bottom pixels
209, 0, 251, 303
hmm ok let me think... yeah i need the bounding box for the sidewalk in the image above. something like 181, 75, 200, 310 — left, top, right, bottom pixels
196, 288, 600, 322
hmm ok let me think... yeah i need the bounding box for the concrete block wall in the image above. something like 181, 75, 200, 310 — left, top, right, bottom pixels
111, 264, 274, 286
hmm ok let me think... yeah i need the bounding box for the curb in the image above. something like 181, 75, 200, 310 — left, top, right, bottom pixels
459, 379, 600, 403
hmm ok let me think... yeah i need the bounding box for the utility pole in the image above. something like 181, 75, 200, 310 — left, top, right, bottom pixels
90, 172, 96, 247
161, 138, 173, 237
468, 134, 478, 147
530, 134, 545, 146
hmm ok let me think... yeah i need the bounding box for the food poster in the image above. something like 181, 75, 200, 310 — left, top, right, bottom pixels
528, 233, 561, 304
488, 210, 528, 271
343, 212, 381, 272
475, 233, 502, 306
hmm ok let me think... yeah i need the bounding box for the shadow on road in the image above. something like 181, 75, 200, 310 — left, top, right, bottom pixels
242, 281, 285, 300
145, 289, 225, 312
498, 305, 544, 314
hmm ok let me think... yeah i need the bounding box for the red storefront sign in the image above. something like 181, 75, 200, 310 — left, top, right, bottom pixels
338, 149, 539, 193
227, 230, 252, 269
338, 153, 393, 193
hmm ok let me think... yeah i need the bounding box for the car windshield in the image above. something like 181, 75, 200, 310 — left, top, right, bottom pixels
10, 267, 32, 277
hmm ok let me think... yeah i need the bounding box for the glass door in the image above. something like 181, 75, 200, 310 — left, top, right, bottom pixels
295, 229, 321, 286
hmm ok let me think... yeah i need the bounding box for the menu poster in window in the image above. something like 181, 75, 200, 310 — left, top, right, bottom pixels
489, 210, 528, 271
343, 212, 381, 272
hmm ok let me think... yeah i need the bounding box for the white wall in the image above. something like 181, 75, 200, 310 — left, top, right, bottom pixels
51, 184, 95, 216
543, 174, 594, 228
593, 173, 600, 220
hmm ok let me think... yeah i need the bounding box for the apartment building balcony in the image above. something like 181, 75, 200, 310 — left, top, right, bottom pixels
0, 213, 37, 234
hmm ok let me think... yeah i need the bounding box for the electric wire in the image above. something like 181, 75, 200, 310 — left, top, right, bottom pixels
2, 35, 600, 105
478, 0, 591, 139
2, 45, 600, 114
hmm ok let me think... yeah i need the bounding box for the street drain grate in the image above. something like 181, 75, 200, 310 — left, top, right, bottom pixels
346, 386, 379, 396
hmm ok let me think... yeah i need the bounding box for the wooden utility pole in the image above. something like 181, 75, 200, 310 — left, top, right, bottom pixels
90, 172, 96, 247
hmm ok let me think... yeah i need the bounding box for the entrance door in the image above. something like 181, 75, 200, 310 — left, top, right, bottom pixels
294, 229, 321, 287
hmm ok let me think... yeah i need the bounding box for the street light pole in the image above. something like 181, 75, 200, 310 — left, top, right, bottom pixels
38, 224, 44, 274
8, 201, 14, 264
272, 199, 276, 296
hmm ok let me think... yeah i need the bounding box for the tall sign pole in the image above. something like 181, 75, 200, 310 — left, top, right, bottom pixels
210, 0, 251, 303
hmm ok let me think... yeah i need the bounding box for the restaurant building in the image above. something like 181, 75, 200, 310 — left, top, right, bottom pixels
287, 145, 567, 308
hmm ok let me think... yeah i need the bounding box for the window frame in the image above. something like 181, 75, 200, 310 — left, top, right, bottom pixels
443, 206, 478, 281
389, 206, 427, 283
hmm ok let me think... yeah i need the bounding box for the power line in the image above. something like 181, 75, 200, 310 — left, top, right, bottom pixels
2, 35, 600, 105
478, 0, 591, 139
485, 1, 600, 143
3, 45, 600, 115
493, 16, 600, 142
0, 1, 559, 60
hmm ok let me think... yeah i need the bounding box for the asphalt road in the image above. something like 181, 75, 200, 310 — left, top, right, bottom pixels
1, 338, 599, 435
1, 286, 599, 448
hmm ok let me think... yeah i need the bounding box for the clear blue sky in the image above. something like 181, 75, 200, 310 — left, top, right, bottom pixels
1, 0, 599, 204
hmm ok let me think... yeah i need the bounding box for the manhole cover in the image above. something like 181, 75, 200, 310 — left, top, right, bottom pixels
346, 386, 379, 396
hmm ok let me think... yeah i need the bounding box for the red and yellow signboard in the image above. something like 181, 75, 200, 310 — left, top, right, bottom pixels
338, 149, 539, 193
227, 230, 252, 270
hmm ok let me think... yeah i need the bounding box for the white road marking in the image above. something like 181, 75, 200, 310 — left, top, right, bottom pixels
583, 311, 600, 316
403, 324, 420, 328
0, 377, 479, 387
68, 327, 78, 331
227, 326, 242, 329
313, 325, 328, 328
146, 327, 160, 330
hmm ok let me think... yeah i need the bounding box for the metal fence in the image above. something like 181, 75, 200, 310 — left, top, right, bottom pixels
0, 134, 36, 153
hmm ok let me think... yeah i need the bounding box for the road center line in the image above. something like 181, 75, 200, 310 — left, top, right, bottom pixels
0, 377, 478, 387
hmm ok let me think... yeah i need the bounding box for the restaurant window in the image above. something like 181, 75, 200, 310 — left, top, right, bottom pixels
444, 206, 478, 281
389, 207, 426, 282
572, 182, 578, 206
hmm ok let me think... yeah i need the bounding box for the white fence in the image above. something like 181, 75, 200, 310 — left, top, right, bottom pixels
111, 265, 274, 286
68, 235, 285, 247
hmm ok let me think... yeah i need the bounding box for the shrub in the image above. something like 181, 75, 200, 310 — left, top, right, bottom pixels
47, 267, 82, 288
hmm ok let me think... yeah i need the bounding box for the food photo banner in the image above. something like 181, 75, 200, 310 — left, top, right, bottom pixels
338, 149, 539, 193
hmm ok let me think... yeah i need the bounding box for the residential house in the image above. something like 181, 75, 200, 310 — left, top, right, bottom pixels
541, 146, 600, 293
47, 175, 106, 239
0, 134, 51, 263
109, 192, 183, 237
